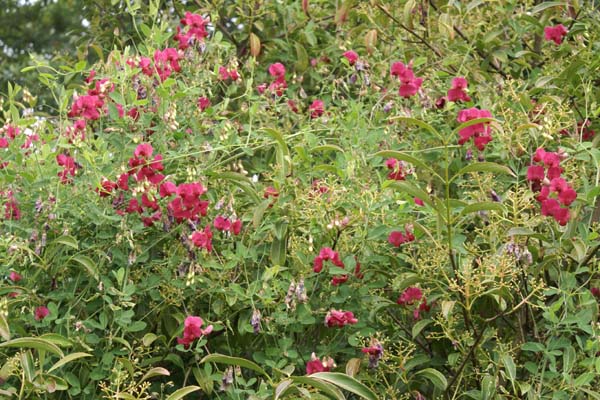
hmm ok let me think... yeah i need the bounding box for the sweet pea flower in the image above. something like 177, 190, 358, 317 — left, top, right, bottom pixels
35, 306, 50, 321
544, 24, 568, 45
177, 316, 213, 348
343, 50, 358, 65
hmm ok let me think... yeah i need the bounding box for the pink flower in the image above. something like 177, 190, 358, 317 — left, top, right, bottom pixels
325, 310, 358, 327
191, 225, 213, 252
35, 306, 49, 321
447, 77, 471, 102
68, 95, 104, 120
268, 63, 286, 78
306, 353, 335, 375
362, 339, 384, 368
388, 230, 415, 247
397, 287, 423, 306
9, 271, 22, 282
456, 107, 493, 151
177, 315, 213, 348
526, 165, 545, 182
214, 215, 232, 231
414, 197, 424, 206
313, 247, 344, 273
385, 158, 405, 180
198, 97, 211, 111
231, 219, 242, 235
544, 24, 568, 45
390, 61, 423, 98
309, 100, 325, 118
343, 50, 358, 65
592, 287, 600, 298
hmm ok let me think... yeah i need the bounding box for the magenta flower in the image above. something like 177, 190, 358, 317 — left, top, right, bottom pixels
397, 287, 423, 306
456, 107, 493, 151
544, 24, 568, 45
313, 247, 344, 273
447, 77, 471, 102
177, 316, 213, 348
309, 100, 325, 118
306, 353, 335, 375
325, 310, 358, 327
35, 306, 49, 321
191, 225, 213, 252
9, 271, 22, 282
268, 63, 286, 78
390, 61, 423, 98
197, 97, 211, 111
343, 50, 358, 65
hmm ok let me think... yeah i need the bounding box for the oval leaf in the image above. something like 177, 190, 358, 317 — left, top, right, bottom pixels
200, 354, 270, 380
140, 367, 170, 382
290, 376, 345, 400
310, 372, 377, 400
453, 162, 516, 181
0, 337, 64, 357
275, 379, 294, 400
0, 314, 10, 341
47, 352, 92, 373
415, 368, 447, 390
166, 385, 201, 400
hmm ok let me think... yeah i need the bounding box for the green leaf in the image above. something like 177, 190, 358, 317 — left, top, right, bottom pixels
275, 379, 294, 399
140, 367, 170, 382
210, 172, 261, 204
389, 116, 444, 142
383, 180, 436, 211
0, 314, 10, 341
452, 162, 515, 182
52, 235, 79, 250
311, 144, 345, 154
200, 354, 270, 380
0, 337, 64, 357
373, 150, 442, 181
310, 372, 377, 400
458, 202, 506, 218
501, 354, 516, 383
412, 319, 432, 339
166, 385, 201, 400
71, 255, 99, 280
531, 1, 566, 14
263, 128, 292, 182
415, 368, 447, 390
289, 376, 345, 399
47, 352, 92, 373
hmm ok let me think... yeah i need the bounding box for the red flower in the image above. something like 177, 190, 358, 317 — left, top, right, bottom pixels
325, 309, 358, 327
544, 24, 568, 45
191, 225, 213, 252
306, 353, 335, 375
397, 287, 423, 306
447, 77, 471, 102
457, 107, 493, 151
268, 63, 286, 79
309, 100, 325, 118
390, 61, 423, 98
388, 229, 415, 247
35, 306, 49, 321
313, 247, 344, 273
197, 97, 211, 111
9, 271, 22, 282
343, 50, 358, 65
385, 158, 405, 180
177, 316, 213, 348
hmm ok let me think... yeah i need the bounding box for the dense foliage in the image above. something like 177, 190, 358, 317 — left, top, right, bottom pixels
2, 1, 600, 399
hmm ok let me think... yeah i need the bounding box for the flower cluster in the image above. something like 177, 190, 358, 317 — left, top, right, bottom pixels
2, 190, 21, 220
213, 215, 243, 235
457, 107, 493, 151
362, 339, 384, 369
306, 353, 335, 375
324, 309, 358, 327
390, 61, 423, 98
544, 24, 568, 45
267, 62, 287, 96
385, 158, 407, 181
526, 148, 576, 225
177, 316, 213, 348
309, 99, 325, 118
313, 247, 355, 285
447, 77, 471, 102
56, 154, 79, 184
397, 287, 430, 320
174, 12, 210, 50
219, 66, 240, 81
388, 226, 415, 247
